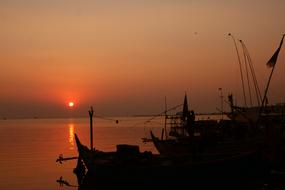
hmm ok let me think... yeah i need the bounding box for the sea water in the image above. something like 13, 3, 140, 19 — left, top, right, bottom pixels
0, 116, 165, 190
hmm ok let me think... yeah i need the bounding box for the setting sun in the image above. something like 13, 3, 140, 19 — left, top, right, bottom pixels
68, 102, 75, 108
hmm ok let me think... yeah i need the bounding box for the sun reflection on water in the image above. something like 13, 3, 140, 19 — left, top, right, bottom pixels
68, 124, 75, 150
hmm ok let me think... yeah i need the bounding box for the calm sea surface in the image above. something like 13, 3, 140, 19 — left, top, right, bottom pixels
0, 115, 226, 190
0, 116, 166, 190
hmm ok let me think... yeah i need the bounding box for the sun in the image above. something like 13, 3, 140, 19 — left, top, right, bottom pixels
68, 101, 75, 108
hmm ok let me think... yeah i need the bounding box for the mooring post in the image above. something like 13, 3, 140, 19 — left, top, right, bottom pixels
89, 106, 94, 150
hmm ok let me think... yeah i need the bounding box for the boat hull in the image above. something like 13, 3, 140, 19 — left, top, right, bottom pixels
77, 153, 269, 190
74, 133, 270, 190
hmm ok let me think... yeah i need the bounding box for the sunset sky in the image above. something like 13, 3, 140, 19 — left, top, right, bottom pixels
1, 0, 285, 118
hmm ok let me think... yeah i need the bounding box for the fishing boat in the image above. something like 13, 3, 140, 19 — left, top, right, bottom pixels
74, 35, 285, 171
149, 94, 266, 161
74, 132, 269, 190
224, 35, 285, 169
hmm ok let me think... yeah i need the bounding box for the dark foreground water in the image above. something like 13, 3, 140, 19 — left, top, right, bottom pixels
0, 116, 284, 190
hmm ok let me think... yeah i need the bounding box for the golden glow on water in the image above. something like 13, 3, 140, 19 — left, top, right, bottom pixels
68, 123, 75, 150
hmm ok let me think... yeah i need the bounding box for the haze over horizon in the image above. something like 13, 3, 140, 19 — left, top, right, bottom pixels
1, 0, 285, 118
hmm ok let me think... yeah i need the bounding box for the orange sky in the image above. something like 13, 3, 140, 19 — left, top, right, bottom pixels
1, 1, 285, 118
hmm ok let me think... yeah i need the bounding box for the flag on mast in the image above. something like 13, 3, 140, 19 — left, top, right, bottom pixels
266, 35, 285, 68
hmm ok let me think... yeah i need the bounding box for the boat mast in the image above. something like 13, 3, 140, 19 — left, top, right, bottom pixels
218, 88, 224, 120
89, 107, 94, 150
228, 33, 247, 107
259, 34, 285, 120
182, 93, 189, 136
164, 96, 168, 140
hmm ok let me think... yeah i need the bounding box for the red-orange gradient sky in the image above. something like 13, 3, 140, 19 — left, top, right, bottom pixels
1, 1, 285, 118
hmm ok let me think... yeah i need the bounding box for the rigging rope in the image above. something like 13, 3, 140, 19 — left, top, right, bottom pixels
142, 103, 183, 124
93, 114, 120, 123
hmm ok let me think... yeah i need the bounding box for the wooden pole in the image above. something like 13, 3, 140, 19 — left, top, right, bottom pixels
89, 107, 94, 150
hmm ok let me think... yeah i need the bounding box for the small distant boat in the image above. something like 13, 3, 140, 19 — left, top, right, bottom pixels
141, 137, 153, 143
